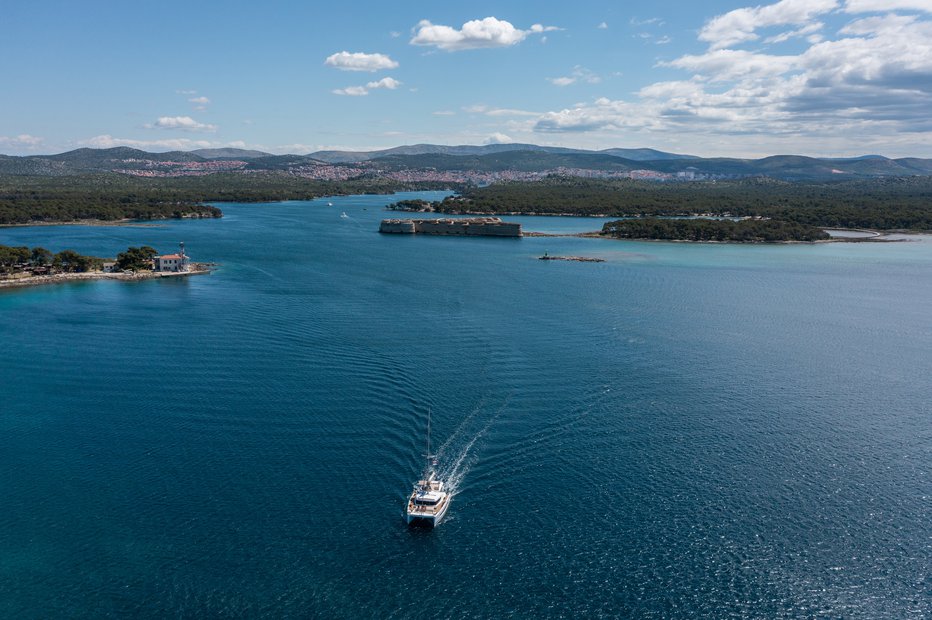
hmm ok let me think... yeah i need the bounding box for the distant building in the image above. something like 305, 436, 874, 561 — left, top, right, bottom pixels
154, 242, 190, 272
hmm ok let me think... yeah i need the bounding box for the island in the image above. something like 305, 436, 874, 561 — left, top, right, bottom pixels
390, 177, 932, 241
0, 243, 211, 289
600, 218, 830, 242
539, 254, 605, 262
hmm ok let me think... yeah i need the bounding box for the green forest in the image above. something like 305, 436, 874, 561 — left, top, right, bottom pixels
434, 177, 932, 231
0, 243, 171, 275
0, 244, 103, 274
0, 173, 453, 225
601, 218, 830, 242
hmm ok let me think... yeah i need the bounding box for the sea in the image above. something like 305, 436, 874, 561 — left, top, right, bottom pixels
1, 192, 930, 618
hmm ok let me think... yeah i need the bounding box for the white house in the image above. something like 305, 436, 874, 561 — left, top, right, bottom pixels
154, 242, 190, 272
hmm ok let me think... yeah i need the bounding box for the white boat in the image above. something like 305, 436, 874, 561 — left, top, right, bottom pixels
340, 211, 349, 218
406, 411, 450, 527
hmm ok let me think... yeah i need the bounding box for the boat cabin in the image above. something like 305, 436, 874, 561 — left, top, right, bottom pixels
414, 491, 445, 505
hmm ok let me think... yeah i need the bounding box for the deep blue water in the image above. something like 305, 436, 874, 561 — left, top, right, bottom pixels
1, 193, 930, 618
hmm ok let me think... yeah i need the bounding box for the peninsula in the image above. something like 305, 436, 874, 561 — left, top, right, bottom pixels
0, 243, 211, 290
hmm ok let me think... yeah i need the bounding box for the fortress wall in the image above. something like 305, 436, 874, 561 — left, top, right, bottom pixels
379, 217, 521, 237
379, 220, 417, 233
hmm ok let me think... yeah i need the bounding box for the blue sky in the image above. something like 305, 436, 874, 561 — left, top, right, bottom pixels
2, 0, 931, 157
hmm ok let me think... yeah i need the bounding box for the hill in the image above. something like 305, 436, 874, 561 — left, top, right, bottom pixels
309, 143, 696, 163
0, 145, 930, 181
190, 148, 272, 159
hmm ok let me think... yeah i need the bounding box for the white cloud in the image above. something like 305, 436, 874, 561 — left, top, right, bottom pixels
333, 76, 402, 96
764, 21, 824, 43
175, 89, 197, 95
598, 22, 608, 29
366, 77, 401, 90
269, 143, 315, 154
464, 105, 539, 117
0, 134, 43, 148
324, 51, 399, 72
484, 132, 514, 144
699, 0, 838, 49
664, 49, 798, 82
410, 17, 557, 51
332, 86, 370, 96
845, 0, 932, 12
529, 3, 932, 156
433, 110, 456, 116
146, 116, 217, 132
548, 66, 602, 86
82, 135, 215, 150
188, 96, 210, 105
630, 17, 664, 26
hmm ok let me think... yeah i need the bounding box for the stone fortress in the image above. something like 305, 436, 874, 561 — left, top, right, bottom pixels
379, 217, 522, 237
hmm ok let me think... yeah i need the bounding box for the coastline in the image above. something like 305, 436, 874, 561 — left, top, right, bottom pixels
0, 264, 213, 290
524, 231, 911, 243
0, 218, 166, 229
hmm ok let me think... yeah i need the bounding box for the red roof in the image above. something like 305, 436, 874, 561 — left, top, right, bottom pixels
158, 254, 184, 259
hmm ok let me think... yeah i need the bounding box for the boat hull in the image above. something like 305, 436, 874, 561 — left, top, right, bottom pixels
406, 495, 450, 527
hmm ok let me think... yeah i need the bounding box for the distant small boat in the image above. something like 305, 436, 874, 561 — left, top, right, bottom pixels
328, 202, 333, 206
406, 411, 450, 527
340, 212, 349, 219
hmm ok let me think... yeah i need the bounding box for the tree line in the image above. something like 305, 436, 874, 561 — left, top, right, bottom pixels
0, 244, 162, 274
0, 173, 455, 225
601, 218, 830, 242
434, 176, 932, 231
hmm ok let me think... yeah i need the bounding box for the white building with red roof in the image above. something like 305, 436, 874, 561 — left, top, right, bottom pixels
154, 242, 190, 272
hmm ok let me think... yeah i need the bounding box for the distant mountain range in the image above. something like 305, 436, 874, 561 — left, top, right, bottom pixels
306, 143, 698, 163
1, 144, 931, 180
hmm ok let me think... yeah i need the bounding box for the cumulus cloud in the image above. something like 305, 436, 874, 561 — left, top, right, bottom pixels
367, 77, 401, 90
332, 76, 402, 96
410, 17, 558, 51
529, 0, 932, 155
0, 134, 43, 148
484, 132, 514, 144
324, 51, 399, 72
845, 0, 932, 12
664, 49, 798, 82
146, 116, 217, 132
699, 0, 838, 49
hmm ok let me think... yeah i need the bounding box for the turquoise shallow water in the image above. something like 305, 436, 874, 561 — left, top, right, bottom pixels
1, 193, 931, 617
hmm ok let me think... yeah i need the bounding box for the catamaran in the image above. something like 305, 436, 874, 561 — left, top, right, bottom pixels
406, 411, 450, 527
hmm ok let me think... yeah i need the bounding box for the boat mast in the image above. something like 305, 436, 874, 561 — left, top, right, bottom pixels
425, 408, 432, 477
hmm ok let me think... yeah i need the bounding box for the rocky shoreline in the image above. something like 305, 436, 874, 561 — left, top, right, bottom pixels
0, 264, 213, 290
538, 255, 606, 262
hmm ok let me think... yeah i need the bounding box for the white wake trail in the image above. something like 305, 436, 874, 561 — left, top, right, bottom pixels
436, 393, 512, 496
